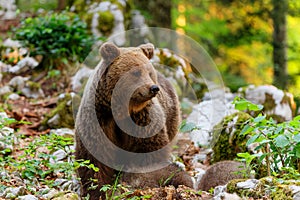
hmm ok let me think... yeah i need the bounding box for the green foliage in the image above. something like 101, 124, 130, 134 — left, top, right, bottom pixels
179, 119, 199, 133
0, 128, 98, 190
99, 182, 152, 200
233, 96, 264, 112
0, 115, 28, 155
17, 0, 57, 12
212, 111, 252, 163
0, 116, 17, 129
158, 171, 176, 187
13, 133, 74, 181
15, 12, 94, 68
99, 171, 152, 200
172, 0, 293, 91
235, 97, 300, 177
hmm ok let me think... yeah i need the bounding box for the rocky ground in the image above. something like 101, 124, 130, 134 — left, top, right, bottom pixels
0, 37, 299, 199
1, 0, 299, 199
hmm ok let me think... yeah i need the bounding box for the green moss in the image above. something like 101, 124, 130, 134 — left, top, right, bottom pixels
226, 177, 294, 199
71, 0, 86, 13
211, 112, 269, 178
52, 191, 79, 200
211, 112, 252, 163
98, 11, 115, 36
83, 13, 94, 31
270, 185, 293, 200
252, 162, 268, 179
157, 49, 180, 69
226, 179, 254, 198
27, 81, 41, 91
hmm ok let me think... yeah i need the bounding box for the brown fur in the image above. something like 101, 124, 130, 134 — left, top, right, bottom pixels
121, 163, 193, 189
75, 43, 192, 199
197, 160, 250, 191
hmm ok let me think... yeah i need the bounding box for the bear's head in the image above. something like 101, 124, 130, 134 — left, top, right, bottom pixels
99, 42, 159, 113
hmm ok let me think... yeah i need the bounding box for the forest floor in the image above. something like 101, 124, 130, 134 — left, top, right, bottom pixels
0, 68, 216, 199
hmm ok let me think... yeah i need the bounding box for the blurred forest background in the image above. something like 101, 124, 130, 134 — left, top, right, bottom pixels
0, 1, 299, 198
2, 0, 300, 99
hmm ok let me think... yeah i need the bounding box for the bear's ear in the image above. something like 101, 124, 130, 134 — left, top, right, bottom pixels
139, 43, 154, 59
99, 42, 120, 63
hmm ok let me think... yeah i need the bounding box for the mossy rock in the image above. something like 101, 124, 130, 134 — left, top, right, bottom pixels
68, 0, 133, 36
157, 49, 180, 69
154, 49, 207, 100
52, 191, 79, 200
26, 81, 41, 91
211, 112, 268, 178
238, 85, 296, 122
226, 177, 294, 199
211, 111, 252, 163
41, 93, 81, 129
98, 11, 115, 36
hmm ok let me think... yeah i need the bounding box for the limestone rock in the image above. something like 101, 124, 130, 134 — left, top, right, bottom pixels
21, 83, 45, 99
0, 61, 11, 72
18, 195, 38, 200
211, 112, 252, 163
9, 57, 39, 74
0, 85, 12, 96
1, 186, 26, 199
49, 149, 67, 164
8, 76, 29, 91
41, 188, 59, 199
226, 177, 298, 199
89, 1, 126, 46
8, 93, 20, 100
236, 179, 259, 189
0, 0, 17, 20
50, 128, 74, 138
71, 66, 94, 92
52, 192, 79, 200
238, 85, 296, 122
2, 38, 21, 48
187, 99, 237, 147
41, 93, 78, 129
0, 121, 15, 154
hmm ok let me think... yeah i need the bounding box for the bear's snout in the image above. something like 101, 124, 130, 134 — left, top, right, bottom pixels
150, 85, 160, 95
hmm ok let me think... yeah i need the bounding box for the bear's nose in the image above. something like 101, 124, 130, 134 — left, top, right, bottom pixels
150, 85, 160, 95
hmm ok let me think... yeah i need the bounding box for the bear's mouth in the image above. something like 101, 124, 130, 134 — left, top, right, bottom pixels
129, 92, 157, 113
136, 91, 157, 101
129, 100, 151, 113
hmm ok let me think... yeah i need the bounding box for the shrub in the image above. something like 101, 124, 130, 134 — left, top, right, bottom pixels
234, 97, 300, 177
15, 12, 94, 68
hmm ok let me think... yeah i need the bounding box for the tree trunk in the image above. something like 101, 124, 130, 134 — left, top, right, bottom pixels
272, 0, 288, 89
57, 0, 67, 10
133, 0, 171, 28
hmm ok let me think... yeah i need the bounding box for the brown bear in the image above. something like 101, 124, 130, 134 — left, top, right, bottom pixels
75, 42, 192, 199
197, 160, 251, 191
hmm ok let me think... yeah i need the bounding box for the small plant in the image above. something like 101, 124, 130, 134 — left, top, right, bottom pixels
100, 183, 151, 200
0, 115, 20, 155
15, 12, 94, 68
1, 131, 98, 188
98, 170, 153, 200
233, 97, 300, 177
179, 119, 200, 133
158, 170, 180, 187
99, 171, 123, 200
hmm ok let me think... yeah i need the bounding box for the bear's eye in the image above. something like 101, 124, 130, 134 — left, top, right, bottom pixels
132, 70, 141, 77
